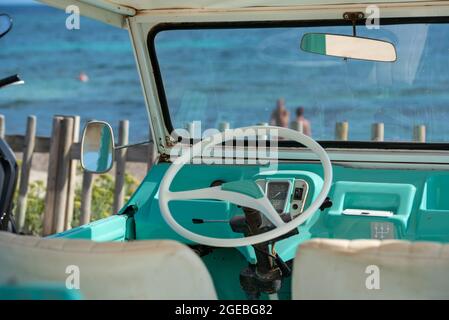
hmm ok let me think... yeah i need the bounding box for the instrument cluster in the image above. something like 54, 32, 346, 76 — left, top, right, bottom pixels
256, 178, 309, 218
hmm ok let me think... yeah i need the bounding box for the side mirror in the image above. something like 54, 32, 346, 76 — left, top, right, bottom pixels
0, 14, 12, 39
300, 33, 397, 62
81, 121, 114, 173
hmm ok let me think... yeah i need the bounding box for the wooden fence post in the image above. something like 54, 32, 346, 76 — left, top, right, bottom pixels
43, 116, 63, 236
64, 115, 80, 230
256, 122, 269, 140
146, 124, 155, 171
414, 125, 426, 142
335, 122, 349, 141
80, 171, 93, 225
15, 116, 36, 232
113, 120, 129, 213
147, 141, 155, 171
218, 121, 230, 132
52, 117, 74, 234
0, 114, 5, 139
371, 123, 384, 141
79, 118, 94, 226
186, 121, 199, 139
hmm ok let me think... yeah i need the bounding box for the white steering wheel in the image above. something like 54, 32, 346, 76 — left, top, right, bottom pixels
159, 126, 333, 247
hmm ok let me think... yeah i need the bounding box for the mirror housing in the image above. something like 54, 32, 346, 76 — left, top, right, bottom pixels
0, 14, 12, 39
81, 121, 114, 173
301, 33, 397, 62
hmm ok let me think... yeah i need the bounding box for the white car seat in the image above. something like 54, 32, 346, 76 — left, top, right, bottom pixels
292, 238, 449, 299
0, 231, 217, 299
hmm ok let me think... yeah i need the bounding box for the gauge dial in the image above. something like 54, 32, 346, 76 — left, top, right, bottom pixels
266, 181, 290, 213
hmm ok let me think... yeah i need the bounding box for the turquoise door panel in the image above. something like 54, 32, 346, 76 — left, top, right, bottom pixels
48, 215, 128, 242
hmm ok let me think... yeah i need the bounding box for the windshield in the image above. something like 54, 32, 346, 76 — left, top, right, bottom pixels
153, 21, 449, 144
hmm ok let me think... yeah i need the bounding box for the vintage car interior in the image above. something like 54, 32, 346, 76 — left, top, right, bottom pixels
1, 0, 449, 300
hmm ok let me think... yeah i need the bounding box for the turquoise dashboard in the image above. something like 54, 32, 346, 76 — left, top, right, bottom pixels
53, 162, 449, 264
89, 162, 449, 264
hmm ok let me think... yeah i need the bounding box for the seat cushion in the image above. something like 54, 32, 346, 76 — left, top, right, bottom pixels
0, 231, 216, 299
292, 238, 449, 299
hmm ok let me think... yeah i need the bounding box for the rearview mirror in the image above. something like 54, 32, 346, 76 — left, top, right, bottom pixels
81, 121, 114, 173
0, 14, 12, 39
301, 33, 397, 62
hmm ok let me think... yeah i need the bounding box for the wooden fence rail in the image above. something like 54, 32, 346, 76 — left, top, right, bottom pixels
0, 114, 427, 235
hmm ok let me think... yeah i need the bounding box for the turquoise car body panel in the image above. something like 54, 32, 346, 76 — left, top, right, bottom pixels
48, 215, 129, 242
0, 284, 82, 300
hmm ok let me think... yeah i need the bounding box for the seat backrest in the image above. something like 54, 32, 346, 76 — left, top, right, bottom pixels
0, 232, 217, 299
292, 238, 449, 299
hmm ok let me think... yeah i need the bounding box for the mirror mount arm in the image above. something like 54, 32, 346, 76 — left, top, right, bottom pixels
0, 74, 24, 89
115, 140, 152, 150
343, 12, 365, 37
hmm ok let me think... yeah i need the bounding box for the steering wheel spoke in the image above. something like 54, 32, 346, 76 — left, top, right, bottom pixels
167, 186, 222, 201
168, 186, 284, 227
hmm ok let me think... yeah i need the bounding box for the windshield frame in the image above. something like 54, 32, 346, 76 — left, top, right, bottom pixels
147, 16, 449, 151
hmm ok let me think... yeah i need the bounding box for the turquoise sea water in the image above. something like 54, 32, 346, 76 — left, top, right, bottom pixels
1, 4, 449, 142
0, 5, 147, 140
155, 24, 449, 142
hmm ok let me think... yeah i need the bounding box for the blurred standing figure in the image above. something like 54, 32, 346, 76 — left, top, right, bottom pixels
293, 106, 312, 136
270, 98, 290, 128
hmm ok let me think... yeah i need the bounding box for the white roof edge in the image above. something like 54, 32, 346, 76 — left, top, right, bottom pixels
40, 0, 448, 14
38, 1, 449, 27
38, 0, 135, 28
82, 0, 136, 15
108, 0, 448, 11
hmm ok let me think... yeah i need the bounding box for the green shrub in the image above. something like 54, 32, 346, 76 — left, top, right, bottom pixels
19, 172, 140, 235
72, 173, 139, 226
22, 180, 46, 236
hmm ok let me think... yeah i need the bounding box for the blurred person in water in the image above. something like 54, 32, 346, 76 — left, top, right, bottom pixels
79, 71, 89, 83
291, 106, 312, 136
270, 98, 290, 128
